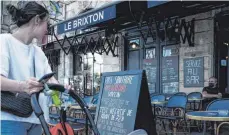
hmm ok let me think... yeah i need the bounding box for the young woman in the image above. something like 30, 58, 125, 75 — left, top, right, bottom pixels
0, 2, 71, 135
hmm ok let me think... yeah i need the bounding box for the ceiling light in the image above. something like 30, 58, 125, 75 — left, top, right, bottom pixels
132, 44, 136, 49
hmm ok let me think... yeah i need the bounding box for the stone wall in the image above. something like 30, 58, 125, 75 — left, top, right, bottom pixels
1, 1, 17, 33
179, 7, 229, 93
179, 10, 216, 93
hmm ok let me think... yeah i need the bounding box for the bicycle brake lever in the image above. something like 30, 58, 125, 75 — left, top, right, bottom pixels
43, 83, 52, 96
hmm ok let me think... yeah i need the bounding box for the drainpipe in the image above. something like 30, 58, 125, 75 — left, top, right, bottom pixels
92, 55, 95, 95
227, 47, 229, 93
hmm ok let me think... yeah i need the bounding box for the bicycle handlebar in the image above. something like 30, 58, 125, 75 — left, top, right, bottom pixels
30, 83, 100, 135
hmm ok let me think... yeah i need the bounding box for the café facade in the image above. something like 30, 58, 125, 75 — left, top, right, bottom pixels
43, 1, 229, 96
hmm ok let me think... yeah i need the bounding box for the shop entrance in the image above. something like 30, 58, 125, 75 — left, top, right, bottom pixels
215, 11, 229, 95
126, 32, 179, 95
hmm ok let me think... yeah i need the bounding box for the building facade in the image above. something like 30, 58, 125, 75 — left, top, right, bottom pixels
1, 1, 229, 96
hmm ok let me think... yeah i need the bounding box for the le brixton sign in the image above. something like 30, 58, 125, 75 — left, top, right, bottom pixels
57, 5, 116, 35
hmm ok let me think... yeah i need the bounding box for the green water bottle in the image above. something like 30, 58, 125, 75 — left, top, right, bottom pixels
51, 90, 61, 107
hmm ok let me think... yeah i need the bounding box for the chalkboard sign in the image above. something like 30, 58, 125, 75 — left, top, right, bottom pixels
184, 57, 204, 87
143, 59, 157, 93
162, 56, 179, 82
95, 70, 156, 135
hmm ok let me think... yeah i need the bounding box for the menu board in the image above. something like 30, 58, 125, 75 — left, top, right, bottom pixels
184, 57, 204, 87
95, 70, 156, 135
162, 56, 179, 82
143, 59, 157, 93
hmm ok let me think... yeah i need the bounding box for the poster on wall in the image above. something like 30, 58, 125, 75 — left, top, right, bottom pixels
162, 56, 179, 82
143, 59, 157, 94
161, 56, 179, 93
183, 57, 204, 87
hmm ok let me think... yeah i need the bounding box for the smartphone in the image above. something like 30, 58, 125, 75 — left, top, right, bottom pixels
38, 72, 56, 83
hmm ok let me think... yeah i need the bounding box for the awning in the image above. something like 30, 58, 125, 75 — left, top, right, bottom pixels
45, 1, 148, 56
147, 1, 229, 18
44, 1, 229, 56
147, 1, 170, 8
50, 1, 148, 35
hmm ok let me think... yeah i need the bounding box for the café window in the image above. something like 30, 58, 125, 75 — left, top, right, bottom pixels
145, 48, 156, 59
163, 45, 179, 57
162, 82, 179, 94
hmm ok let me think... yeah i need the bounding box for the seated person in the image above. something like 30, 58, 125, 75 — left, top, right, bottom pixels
202, 77, 222, 109
223, 86, 229, 98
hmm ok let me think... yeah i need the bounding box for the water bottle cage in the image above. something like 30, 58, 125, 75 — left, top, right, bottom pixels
42, 82, 70, 110
60, 93, 70, 110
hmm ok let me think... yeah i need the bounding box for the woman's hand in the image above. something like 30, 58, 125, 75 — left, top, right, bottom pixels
19, 77, 44, 95
64, 84, 74, 91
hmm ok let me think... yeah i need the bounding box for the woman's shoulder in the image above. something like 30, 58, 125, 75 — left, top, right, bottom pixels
0, 33, 11, 37
0, 33, 11, 41
0, 33, 12, 49
33, 45, 46, 57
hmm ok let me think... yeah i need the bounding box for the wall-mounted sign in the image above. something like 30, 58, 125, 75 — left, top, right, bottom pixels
57, 5, 116, 34
143, 59, 157, 94
184, 57, 204, 87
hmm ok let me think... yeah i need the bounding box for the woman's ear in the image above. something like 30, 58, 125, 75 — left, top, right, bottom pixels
34, 15, 41, 25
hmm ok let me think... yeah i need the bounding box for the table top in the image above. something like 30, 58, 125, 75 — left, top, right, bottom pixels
186, 111, 229, 121
151, 101, 168, 105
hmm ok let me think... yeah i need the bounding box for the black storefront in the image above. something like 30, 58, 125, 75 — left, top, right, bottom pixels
43, 1, 229, 95
123, 1, 229, 95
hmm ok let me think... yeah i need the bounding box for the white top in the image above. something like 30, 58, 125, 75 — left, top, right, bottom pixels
0, 33, 52, 124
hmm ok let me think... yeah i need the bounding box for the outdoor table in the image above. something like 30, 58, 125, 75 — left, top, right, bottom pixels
186, 111, 229, 135
151, 101, 168, 116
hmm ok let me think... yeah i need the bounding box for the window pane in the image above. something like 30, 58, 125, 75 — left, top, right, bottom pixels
148, 83, 156, 94
163, 45, 179, 57
128, 51, 140, 70
145, 48, 156, 59
162, 82, 179, 94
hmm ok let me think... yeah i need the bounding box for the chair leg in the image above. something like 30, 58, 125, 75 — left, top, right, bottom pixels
214, 122, 218, 135
185, 120, 190, 135
203, 121, 206, 135
161, 119, 168, 135
172, 121, 177, 135
196, 120, 201, 133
